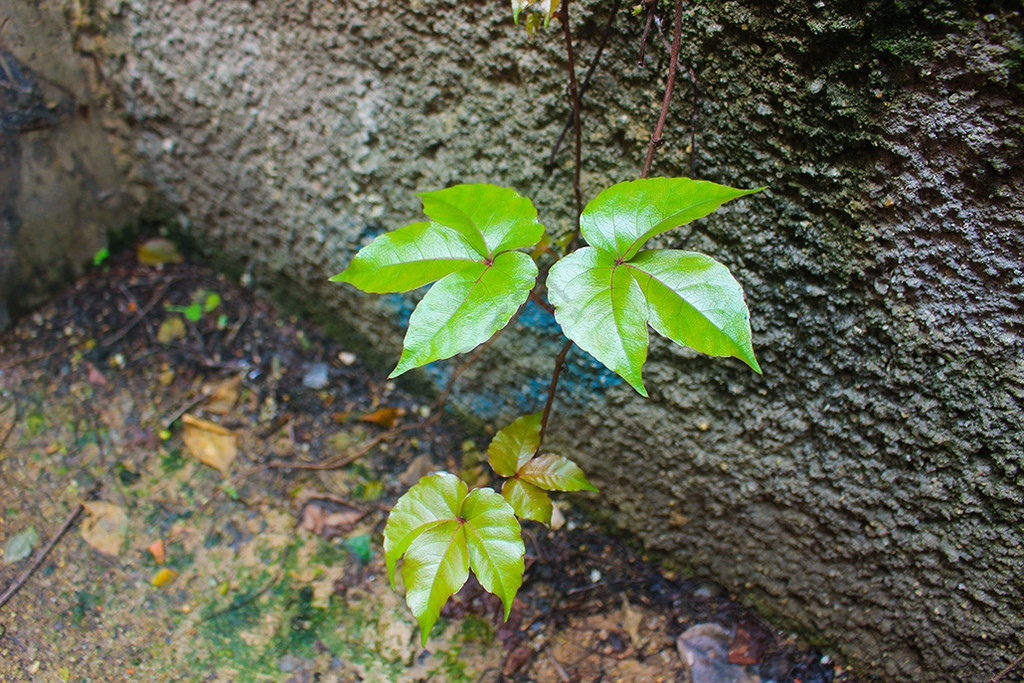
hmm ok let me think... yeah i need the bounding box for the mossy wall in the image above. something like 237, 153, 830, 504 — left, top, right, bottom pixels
22, 0, 1023, 678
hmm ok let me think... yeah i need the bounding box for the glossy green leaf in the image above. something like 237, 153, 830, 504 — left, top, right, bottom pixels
402, 519, 470, 644
547, 247, 650, 395
518, 454, 598, 492
330, 221, 480, 293
487, 411, 543, 477
628, 250, 761, 373
383, 473, 525, 644
384, 473, 466, 588
417, 184, 545, 256
462, 487, 525, 619
391, 251, 538, 377
331, 184, 545, 377
547, 179, 761, 394
580, 178, 762, 261
502, 478, 553, 524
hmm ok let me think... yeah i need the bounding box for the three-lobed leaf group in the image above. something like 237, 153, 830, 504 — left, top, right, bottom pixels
331, 184, 544, 378
332, 178, 761, 389
487, 412, 597, 524
383, 473, 525, 645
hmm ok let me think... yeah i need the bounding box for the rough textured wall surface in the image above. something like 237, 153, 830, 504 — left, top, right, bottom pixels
0, 0, 136, 326
78, 0, 1023, 678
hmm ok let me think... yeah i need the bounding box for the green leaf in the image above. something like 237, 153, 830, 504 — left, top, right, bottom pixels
184, 302, 203, 322
331, 184, 544, 377
330, 221, 481, 293
488, 413, 595, 524
402, 519, 469, 644
517, 454, 598, 492
487, 412, 543, 477
416, 184, 544, 257
462, 487, 524, 620
384, 473, 467, 588
547, 179, 761, 393
628, 250, 760, 373
390, 251, 537, 377
383, 473, 525, 644
203, 292, 221, 313
580, 178, 762, 261
501, 478, 553, 524
547, 248, 650, 395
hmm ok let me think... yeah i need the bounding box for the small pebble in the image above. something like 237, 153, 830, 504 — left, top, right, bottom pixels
302, 362, 329, 389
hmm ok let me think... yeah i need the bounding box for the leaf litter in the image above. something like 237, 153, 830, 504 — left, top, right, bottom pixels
0, 246, 850, 682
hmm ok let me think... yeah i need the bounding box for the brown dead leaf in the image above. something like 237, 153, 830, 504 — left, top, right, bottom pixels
622, 595, 642, 650
157, 317, 187, 343
300, 502, 365, 537
357, 406, 406, 428
399, 454, 435, 487
201, 376, 242, 414
181, 413, 237, 473
85, 361, 108, 387
80, 500, 128, 556
147, 539, 166, 564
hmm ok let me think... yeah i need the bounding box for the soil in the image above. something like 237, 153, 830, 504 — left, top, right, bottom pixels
0, 246, 853, 682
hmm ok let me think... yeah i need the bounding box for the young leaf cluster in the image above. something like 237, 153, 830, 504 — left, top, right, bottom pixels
332, 178, 760, 642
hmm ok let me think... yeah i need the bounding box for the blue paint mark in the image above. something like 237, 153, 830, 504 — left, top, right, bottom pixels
361, 250, 622, 421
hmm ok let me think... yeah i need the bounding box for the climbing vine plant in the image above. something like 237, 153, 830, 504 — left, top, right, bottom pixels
331, 1, 762, 644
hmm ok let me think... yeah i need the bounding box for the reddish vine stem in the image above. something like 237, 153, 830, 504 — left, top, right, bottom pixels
559, 0, 584, 252
637, 1, 656, 67
640, 0, 684, 178
538, 339, 574, 446
688, 66, 698, 175
545, 0, 621, 173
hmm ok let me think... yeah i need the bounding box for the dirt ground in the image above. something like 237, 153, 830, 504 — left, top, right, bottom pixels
0, 245, 850, 682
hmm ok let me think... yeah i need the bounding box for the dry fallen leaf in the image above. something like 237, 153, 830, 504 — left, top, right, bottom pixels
80, 501, 128, 556
148, 539, 166, 564
157, 317, 187, 343
181, 413, 238, 473
137, 237, 183, 265
622, 595, 643, 650
300, 502, 365, 537
201, 376, 242, 414
357, 406, 406, 428
151, 568, 178, 587
85, 361, 108, 387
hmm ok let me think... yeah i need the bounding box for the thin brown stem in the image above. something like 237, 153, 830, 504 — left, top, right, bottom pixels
538, 339, 574, 446
991, 650, 1024, 682
545, 0, 621, 173
637, 1, 656, 67
560, 0, 584, 253
688, 66, 698, 176
640, 0, 684, 178
529, 288, 555, 315
0, 500, 86, 611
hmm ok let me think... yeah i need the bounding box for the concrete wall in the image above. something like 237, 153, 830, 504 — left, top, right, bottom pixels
22, 0, 1024, 678
0, 0, 137, 325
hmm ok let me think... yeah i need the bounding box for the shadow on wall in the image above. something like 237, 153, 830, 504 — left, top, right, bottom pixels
0, 41, 135, 328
